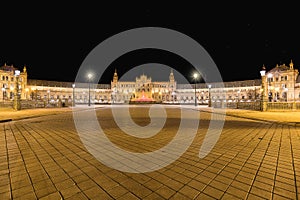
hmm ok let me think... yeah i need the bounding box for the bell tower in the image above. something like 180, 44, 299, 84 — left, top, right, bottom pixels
111, 69, 118, 88
290, 59, 294, 70
169, 68, 176, 92
169, 69, 175, 83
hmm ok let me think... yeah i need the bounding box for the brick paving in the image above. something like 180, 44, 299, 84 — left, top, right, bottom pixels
0, 105, 299, 199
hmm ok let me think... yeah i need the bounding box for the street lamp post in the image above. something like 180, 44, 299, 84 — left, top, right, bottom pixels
88, 73, 92, 106
193, 73, 199, 106
293, 70, 296, 110
2, 87, 5, 102
13, 70, 21, 110
208, 84, 212, 107
47, 89, 50, 106
260, 66, 267, 111
72, 83, 75, 107
237, 90, 240, 109
267, 73, 273, 102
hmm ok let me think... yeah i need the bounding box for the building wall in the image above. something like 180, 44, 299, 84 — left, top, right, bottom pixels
0, 62, 299, 104
26, 81, 111, 104
0, 64, 27, 100
265, 62, 299, 102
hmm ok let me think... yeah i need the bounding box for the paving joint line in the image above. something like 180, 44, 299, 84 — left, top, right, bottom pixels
197, 108, 300, 127
0, 106, 103, 123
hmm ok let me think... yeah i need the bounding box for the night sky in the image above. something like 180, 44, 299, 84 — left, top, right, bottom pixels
1, 3, 300, 84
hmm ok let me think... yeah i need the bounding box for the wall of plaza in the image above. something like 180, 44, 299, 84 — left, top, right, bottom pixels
176, 79, 263, 104
1, 61, 299, 105
26, 79, 111, 104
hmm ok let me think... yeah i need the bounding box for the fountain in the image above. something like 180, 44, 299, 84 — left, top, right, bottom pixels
130, 90, 156, 104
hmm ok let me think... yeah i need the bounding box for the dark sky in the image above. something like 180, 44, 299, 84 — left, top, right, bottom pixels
1, 2, 300, 84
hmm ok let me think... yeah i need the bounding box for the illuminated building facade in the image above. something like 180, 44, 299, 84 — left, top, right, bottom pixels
265, 61, 299, 102
111, 69, 176, 103
0, 64, 27, 100
0, 60, 299, 106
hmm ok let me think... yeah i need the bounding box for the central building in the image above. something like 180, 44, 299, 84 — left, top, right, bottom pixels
111, 69, 176, 104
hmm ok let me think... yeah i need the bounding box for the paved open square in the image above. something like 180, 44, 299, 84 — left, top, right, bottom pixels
0, 105, 299, 199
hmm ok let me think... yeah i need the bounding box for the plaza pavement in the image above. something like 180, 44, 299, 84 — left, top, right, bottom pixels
0, 105, 299, 199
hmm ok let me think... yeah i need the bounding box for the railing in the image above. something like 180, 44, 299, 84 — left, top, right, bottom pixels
267, 102, 297, 111
20, 99, 73, 109
212, 101, 261, 111
212, 101, 300, 111
237, 101, 261, 110
0, 101, 13, 108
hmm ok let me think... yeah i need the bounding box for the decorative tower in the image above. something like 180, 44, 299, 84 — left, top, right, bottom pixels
111, 69, 118, 103
22, 65, 28, 99
169, 69, 176, 88
290, 59, 294, 70
169, 69, 175, 83
169, 69, 176, 102
113, 69, 118, 83
111, 69, 118, 88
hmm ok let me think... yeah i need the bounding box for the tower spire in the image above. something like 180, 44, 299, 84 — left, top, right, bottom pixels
169, 68, 175, 82
113, 68, 118, 82
289, 59, 294, 69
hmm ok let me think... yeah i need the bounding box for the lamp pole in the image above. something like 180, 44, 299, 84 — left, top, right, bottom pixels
47, 89, 50, 106
260, 66, 267, 111
208, 84, 212, 107
267, 73, 272, 102
293, 70, 296, 110
72, 83, 75, 107
237, 90, 240, 109
2, 87, 5, 102
88, 73, 92, 106
193, 73, 198, 106
13, 70, 21, 110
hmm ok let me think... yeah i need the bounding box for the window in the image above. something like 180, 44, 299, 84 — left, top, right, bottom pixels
281, 76, 288, 81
